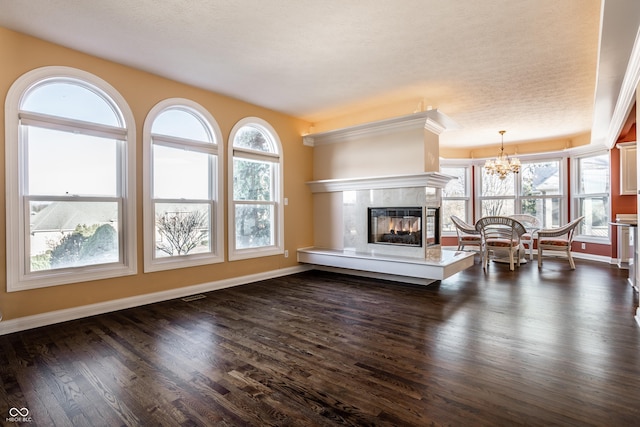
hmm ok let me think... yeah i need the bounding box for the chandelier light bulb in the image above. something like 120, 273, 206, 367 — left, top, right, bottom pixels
484, 130, 520, 179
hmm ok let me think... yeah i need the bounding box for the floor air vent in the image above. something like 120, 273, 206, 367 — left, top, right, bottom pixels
181, 294, 206, 302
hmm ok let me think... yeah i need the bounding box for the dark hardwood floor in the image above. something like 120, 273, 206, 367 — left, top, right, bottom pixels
1, 257, 639, 426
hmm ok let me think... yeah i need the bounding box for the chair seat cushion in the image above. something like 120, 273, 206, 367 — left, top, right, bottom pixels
486, 238, 518, 247
539, 238, 569, 247
461, 235, 481, 242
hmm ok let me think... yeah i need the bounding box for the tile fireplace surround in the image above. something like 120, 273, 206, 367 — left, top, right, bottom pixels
298, 173, 475, 285
344, 185, 436, 258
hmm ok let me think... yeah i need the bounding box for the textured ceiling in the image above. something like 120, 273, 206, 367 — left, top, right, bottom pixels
0, 0, 604, 148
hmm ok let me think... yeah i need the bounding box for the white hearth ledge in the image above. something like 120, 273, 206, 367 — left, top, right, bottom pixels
306, 172, 456, 193
297, 247, 475, 285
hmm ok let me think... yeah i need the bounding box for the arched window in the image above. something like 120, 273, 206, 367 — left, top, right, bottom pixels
5, 67, 137, 291
143, 99, 224, 271
229, 118, 284, 260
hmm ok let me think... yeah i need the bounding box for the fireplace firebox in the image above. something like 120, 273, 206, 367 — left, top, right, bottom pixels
368, 207, 440, 247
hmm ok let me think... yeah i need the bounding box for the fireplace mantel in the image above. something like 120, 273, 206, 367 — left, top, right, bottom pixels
306, 172, 456, 193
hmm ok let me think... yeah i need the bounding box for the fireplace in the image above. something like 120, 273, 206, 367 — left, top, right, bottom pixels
368, 207, 440, 247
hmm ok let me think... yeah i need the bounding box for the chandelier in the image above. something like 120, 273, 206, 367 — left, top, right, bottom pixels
484, 130, 521, 180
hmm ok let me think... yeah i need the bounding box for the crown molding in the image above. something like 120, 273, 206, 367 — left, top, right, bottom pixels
605, 25, 640, 149
302, 109, 460, 147
305, 172, 456, 193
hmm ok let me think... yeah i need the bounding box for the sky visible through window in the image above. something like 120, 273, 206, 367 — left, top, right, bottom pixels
152, 108, 212, 142
22, 81, 120, 126
27, 127, 118, 196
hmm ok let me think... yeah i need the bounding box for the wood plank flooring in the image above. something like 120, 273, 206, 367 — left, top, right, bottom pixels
1, 257, 639, 426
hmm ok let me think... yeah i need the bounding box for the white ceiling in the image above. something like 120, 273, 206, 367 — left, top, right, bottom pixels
0, 0, 636, 148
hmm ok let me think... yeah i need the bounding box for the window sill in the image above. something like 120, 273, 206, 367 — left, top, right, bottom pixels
144, 253, 224, 273
574, 236, 611, 246
8, 263, 137, 292
229, 246, 283, 261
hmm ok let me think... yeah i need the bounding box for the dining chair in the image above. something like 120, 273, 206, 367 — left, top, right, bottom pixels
475, 216, 527, 271
537, 216, 585, 269
450, 215, 482, 252
509, 214, 542, 260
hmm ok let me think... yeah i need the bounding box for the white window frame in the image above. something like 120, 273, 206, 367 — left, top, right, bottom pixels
228, 117, 284, 261
5, 66, 137, 291
143, 99, 224, 272
440, 163, 472, 235
475, 162, 517, 218
571, 149, 611, 244
475, 154, 567, 226
516, 157, 567, 228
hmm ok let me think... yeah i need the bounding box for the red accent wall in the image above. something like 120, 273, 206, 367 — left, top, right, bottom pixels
442, 235, 458, 247
607, 124, 637, 258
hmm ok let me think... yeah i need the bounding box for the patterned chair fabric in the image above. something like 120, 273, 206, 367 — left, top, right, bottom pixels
475, 216, 527, 271
536, 216, 585, 270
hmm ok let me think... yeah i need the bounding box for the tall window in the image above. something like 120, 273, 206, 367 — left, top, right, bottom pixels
5, 67, 136, 291
519, 160, 563, 228
441, 165, 471, 233
229, 118, 283, 260
476, 157, 565, 228
477, 169, 516, 217
143, 99, 223, 271
573, 152, 610, 240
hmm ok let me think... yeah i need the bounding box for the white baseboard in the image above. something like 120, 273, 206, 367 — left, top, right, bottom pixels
569, 252, 613, 264
0, 265, 311, 336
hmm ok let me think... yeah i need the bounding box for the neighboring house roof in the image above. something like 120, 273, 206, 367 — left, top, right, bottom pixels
531, 164, 560, 193
30, 201, 117, 233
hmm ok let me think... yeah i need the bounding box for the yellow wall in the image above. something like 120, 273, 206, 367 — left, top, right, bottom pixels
440, 132, 592, 159
312, 126, 425, 180
0, 27, 314, 321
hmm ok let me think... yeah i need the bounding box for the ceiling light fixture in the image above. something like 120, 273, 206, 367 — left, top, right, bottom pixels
484, 130, 520, 180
